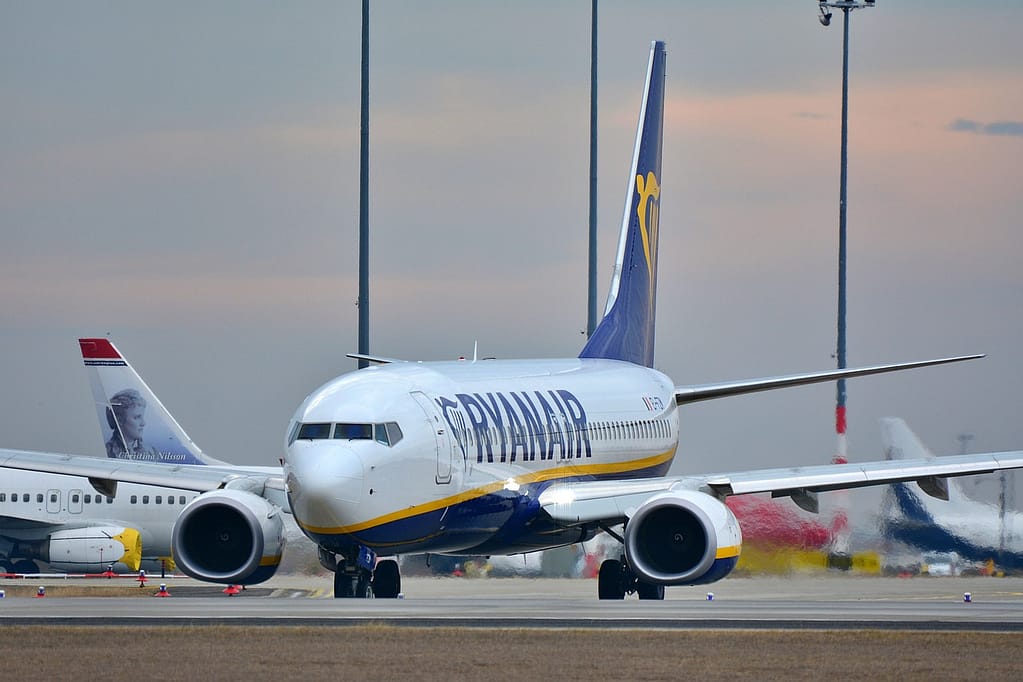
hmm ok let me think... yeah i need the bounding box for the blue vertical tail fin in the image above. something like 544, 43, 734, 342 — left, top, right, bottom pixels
579, 40, 666, 368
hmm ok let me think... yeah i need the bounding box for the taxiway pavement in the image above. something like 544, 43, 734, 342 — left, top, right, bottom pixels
1, 574, 1021, 630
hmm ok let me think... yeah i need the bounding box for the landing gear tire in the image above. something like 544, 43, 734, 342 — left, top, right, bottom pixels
355, 570, 373, 598
372, 559, 401, 598
12, 559, 38, 576
636, 581, 665, 600
334, 566, 374, 598
334, 569, 355, 598
598, 559, 626, 600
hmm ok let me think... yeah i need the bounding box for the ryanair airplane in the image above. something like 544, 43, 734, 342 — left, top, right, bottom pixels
2, 41, 1022, 599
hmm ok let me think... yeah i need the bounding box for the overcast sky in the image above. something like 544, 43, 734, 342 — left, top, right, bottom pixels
2, 2, 1021, 514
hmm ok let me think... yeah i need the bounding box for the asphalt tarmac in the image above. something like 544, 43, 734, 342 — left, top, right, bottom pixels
2, 573, 1021, 631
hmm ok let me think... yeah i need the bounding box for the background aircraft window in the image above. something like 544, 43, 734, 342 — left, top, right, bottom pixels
71, 493, 80, 503
84, 494, 91, 503
50, 493, 58, 503
168, 496, 175, 505
0, 493, 5, 502
142, 495, 149, 504
156, 496, 162, 504
179, 496, 186, 505
130, 495, 138, 504
334, 423, 372, 440
23, 493, 30, 502
107, 497, 113, 503
297, 422, 331, 440
36, 493, 43, 503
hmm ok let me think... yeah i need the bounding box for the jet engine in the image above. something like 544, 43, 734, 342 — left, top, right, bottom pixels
44, 526, 142, 572
624, 490, 742, 585
171, 489, 285, 585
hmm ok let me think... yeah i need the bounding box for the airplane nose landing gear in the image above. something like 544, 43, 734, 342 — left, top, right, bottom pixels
597, 555, 665, 600
324, 544, 402, 598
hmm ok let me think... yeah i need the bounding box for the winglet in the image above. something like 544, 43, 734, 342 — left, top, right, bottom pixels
580, 40, 666, 368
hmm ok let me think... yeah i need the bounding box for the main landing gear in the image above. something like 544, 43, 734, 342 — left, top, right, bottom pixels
327, 545, 402, 599
597, 555, 664, 600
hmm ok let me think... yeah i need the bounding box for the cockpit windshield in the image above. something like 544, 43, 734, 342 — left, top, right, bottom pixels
334, 423, 372, 440
290, 421, 403, 447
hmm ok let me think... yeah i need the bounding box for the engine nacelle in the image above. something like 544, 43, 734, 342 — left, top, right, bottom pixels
171, 489, 285, 585
624, 490, 742, 586
46, 526, 142, 573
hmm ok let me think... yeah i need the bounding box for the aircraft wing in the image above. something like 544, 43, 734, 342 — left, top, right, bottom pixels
674, 355, 983, 404
539, 451, 1023, 524
0, 448, 286, 503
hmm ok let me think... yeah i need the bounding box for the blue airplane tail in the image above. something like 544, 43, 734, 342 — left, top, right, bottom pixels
579, 40, 666, 369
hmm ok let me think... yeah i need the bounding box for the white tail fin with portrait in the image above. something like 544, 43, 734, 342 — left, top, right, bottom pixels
79, 338, 226, 465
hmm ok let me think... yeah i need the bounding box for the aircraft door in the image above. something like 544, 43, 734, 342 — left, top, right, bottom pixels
45, 489, 60, 514
410, 391, 452, 484
69, 489, 83, 514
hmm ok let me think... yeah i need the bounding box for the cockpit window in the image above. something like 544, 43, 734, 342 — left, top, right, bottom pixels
291, 421, 403, 447
385, 422, 403, 446
297, 423, 332, 440
334, 423, 372, 440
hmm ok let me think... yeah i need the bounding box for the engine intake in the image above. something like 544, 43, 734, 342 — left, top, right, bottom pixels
172, 489, 285, 585
624, 490, 742, 586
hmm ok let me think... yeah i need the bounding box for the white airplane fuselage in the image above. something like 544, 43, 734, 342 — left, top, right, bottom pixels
0, 467, 192, 572
285, 358, 679, 557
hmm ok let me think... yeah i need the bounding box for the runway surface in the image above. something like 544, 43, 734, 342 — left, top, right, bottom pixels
2, 574, 1021, 630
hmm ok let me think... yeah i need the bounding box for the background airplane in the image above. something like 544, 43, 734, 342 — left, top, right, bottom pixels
0, 338, 289, 576
880, 417, 1023, 573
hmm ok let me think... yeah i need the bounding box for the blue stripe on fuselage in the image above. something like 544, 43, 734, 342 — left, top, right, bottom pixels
307, 458, 672, 556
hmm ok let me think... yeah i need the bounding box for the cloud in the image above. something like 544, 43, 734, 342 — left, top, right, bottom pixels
984, 121, 1023, 136
948, 118, 980, 132
947, 118, 1023, 137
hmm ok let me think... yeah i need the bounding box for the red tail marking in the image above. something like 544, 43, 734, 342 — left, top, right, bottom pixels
79, 338, 121, 360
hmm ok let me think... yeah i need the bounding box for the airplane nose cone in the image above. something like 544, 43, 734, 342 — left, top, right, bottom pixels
286, 441, 364, 531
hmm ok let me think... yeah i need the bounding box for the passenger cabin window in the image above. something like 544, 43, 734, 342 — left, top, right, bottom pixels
36, 493, 43, 503
130, 495, 138, 504
50, 493, 58, 503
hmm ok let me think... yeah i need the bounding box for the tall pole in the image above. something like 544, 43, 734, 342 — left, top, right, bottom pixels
358, 0, 370, 369
834, 5, 850, 465
818, 0, 874, 463
818, 0, 873, 563
586, 0, 598, 336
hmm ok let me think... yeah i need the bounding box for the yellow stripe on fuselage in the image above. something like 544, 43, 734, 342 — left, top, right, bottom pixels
298, 447, 676, 536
